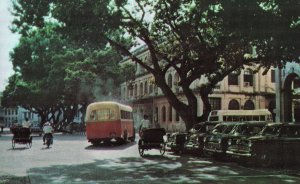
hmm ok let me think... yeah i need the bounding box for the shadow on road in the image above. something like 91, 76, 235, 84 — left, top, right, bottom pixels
40, 147, 52, 150
85, 141, 137, 151
7, 147, 29, 151
23, 155, 300, 184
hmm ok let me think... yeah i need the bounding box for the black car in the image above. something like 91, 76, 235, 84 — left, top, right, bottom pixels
184, 121, 217, 155
165, 132, 188, 154
203, 121, 266, 159
30, 124, 43, 136
203, 122, 237, 158
62, 122, 85, 134
226, 123, 300, 167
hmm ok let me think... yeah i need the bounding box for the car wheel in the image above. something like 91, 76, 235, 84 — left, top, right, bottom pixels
257, 152, 273, 168
160, 142, 166, 155
138, 140, 144, 156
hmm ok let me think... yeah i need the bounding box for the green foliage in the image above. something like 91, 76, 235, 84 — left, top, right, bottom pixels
6, 0, 300, 129
10, 0, 53, 36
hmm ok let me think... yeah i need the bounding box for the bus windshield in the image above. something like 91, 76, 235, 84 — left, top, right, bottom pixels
90, 109, 116, 121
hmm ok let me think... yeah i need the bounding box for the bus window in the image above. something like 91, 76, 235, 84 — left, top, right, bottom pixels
225, 116, 232, 121
232, 116, 239, 122
96, 109, 116, 120
209, 116, 219, 122
121, 110, 132, 119
253, 116, 259, 121
245, 116, 252, 121
90, 110, 97, 120
260, 115, 265, 121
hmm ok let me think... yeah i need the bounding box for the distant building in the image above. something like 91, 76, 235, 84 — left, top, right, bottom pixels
0, 93, 40, 127
120, 46, 276, 132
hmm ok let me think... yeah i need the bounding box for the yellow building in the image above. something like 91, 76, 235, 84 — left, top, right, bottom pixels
120, 46, 276, 132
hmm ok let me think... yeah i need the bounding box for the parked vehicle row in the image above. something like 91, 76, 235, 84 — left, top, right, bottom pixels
166, 121, 300, 167
203, 122, 266, 159
226, 123, 300, 167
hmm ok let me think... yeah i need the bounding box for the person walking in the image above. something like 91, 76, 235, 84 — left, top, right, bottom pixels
22, 118, 31, 128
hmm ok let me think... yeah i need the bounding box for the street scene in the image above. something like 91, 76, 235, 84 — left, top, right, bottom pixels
1, 130, 300, 184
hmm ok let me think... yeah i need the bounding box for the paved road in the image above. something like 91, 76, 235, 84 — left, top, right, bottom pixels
1, 131, 300, 184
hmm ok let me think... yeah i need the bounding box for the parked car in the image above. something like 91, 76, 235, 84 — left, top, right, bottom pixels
226, 123, 300, 167
204, 122, 266, 159
30, 124, 43, 136
203, 122, 239, 158
184, 121, 217, 155
166, 132, 188, 154
62, 122, 85, 134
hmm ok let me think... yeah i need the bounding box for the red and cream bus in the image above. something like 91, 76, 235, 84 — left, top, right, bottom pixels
85, 101, 135, 145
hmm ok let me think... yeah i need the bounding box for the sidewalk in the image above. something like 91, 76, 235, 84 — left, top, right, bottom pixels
0, 175, 30, 184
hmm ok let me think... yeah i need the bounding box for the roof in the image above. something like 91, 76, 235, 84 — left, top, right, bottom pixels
87, 101, 132, 112
210, 109, 271, 116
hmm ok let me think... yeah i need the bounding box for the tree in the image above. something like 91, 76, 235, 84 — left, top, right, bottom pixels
10, 0, 300, 130
2, 23, 68, 125
6, 1, 131, 127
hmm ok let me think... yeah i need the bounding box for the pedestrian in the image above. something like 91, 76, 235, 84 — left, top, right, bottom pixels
139, 114, 151, 133
22, 118, 31, 128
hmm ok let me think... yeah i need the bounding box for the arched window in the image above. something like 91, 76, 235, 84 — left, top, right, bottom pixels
144, 81, 148, 94
128, 88, 132, 97
162, 106, 166, 122
155, 106, 158, 122
244, 70, 254, 86
244, 100, 255, 110
149, 84, 153, 94
169, 106, 172, 121
123, 87, 126, 98
173, 73, 180, 93
176, 111, 180, 122
140, 83, 143, 96
134, 84, 137, 97
228, 99, 240, 110
167, 74, 173, 88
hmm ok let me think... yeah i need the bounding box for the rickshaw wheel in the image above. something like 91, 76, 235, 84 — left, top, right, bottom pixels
27, 138, 32, 148
138, 147, 144, 156
12, 139, 15, 149
160, 142, 166, 155
257, 152, 273, 168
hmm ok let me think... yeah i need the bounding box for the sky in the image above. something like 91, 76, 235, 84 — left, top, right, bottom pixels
0, 0, 19, 92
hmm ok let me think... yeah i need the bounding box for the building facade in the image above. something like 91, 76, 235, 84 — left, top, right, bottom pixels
275, 62, 300, 123
0, 94, 40, 127
120, 46, 276, 132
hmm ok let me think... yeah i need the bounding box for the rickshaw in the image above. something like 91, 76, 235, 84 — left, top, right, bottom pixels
138, 128, 166, 156
11, 127, 32, 149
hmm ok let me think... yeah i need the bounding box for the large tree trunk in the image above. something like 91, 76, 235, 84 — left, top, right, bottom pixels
155, 74, 199, 131
199, 86, 212, 122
